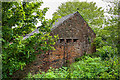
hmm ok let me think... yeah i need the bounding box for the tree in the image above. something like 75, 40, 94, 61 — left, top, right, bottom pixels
52, 0, 106, 51
52, 0, 105, 29
99, 0, 120, 54
2, 1, 58, 78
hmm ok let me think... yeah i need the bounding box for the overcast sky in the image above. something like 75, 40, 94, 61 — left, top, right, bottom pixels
36, 0, 111, 26
40, 0, 110, 19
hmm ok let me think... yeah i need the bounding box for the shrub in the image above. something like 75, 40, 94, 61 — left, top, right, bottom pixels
97, 46, 118, 60
26, 55, 119, 79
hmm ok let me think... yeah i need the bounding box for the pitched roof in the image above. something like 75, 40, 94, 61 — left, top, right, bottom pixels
23, 11, 95, 40
23, 12, 77, 40
51, 12, 77, 31
23, 29, 39, 40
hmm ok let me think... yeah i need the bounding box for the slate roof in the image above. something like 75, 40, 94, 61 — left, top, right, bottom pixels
51, 12, 76, 31
23, 12, 77, 40
23, 11, 95, 40
23, 29, 39, 40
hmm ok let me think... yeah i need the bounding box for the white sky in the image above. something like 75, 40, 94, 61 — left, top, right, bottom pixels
37, 0, 111, 26
40, 0, 110, 19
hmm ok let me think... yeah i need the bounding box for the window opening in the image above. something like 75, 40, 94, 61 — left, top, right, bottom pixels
60, 46, 61, 48
73, 39, 78, 42
66, 39, 72, 43
60, 39, 64, 43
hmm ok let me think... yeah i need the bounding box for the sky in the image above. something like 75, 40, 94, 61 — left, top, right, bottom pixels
36, 0, 111, 26
40, 0, 110, 19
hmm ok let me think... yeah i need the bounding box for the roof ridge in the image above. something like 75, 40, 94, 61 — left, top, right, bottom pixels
23, 11, 96, 40
51, 12, 77, 31
23, 12, 78, 40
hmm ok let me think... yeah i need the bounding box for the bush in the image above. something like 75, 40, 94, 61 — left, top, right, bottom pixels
2, 2, 59, 78
26, 54, 119, 79
97, 46, 118, 60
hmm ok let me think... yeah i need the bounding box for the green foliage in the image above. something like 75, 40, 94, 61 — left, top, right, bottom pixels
2, 1, 58, 78
2, 0, 119, 79
26, 55, 119, 79
52, 0, 105, 29
97, 46, 118, 60
100, 0, 120, 53
27, 67, 68, 78
0, 54, 1, 76
25, 0, 119, 79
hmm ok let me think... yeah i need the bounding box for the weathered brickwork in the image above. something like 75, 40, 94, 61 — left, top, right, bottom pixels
12, 11, 96, 78
48, 12, 96, 69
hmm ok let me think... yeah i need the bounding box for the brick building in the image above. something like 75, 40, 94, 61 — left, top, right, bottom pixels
49, 11, 96, 67
12, 11, 96, 78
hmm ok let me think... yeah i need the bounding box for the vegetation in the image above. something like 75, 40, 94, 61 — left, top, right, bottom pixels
27, 54, 119, 79
2, 1, 58, 78
52, 0, 105, 29
52, 0, 119, 51
1, 0, 120, 79
26, 0, 119, 79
